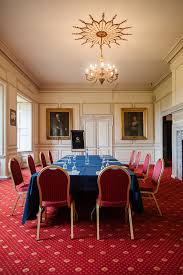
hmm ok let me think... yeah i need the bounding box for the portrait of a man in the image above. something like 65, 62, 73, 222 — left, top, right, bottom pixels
121, 108, 147, 140
46, 108, 73, 140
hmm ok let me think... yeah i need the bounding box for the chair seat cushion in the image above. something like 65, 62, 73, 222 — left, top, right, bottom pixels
139, 178, 156, 192
42, 200, 68, 207
17, 183, 29, 192
97, 198, 127, 208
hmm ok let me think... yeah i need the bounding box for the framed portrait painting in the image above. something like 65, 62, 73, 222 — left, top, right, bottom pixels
10, 109, 16, 126
121, 108, 147, 140
46, 108, 73, 140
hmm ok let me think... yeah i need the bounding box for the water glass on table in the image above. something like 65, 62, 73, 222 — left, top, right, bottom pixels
63, 160, 67, 170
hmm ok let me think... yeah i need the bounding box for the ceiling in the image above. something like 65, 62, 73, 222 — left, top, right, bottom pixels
0, 0, 183, 91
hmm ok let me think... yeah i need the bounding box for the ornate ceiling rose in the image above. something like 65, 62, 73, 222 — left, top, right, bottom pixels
73, 13, 131, 48
73, 13, 131, 85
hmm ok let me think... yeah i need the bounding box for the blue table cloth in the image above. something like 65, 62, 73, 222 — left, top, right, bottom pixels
22, 155, 143, 224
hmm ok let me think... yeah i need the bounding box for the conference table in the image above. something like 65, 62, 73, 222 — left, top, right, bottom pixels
22, 155, 143, 224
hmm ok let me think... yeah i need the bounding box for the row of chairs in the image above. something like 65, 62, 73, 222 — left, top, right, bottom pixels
9, 158, 134, 241
28, 151, 53, 176
127, 150, 164, 216
9, 151, 164, 241
8, 152, 53, 216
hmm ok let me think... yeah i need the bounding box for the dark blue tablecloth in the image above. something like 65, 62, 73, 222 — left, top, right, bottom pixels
22, 155, 143, 224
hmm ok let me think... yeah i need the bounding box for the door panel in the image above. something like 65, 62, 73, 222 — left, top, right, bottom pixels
82, 116, 112, 155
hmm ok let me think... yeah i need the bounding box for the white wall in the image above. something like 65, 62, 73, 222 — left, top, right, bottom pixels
0, 52, 39, 177
153, 50, 183, 179
153, 76, 172, 161
39, 90, 154, 163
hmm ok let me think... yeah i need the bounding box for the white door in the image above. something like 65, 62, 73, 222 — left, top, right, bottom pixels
81, 115, 113, 155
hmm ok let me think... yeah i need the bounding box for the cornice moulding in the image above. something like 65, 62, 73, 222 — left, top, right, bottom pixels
152, 72, 171, 90
162, 102, 183, 117
164, 36, 183, 64
0, 40, 40, 88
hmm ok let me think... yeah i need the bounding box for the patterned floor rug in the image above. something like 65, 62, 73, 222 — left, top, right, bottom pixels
0, 166, 183, 274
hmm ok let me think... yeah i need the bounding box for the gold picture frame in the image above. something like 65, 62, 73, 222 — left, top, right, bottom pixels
121, 108, 147, 140
46, 108, 73, 140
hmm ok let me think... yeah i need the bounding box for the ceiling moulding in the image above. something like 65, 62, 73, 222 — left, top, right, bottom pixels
151, 72, 172, 90
164, 36, 183, 64
39, 82, 152, 93
0, 40, 40, 88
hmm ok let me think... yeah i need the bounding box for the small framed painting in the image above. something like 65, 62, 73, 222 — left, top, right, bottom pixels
71, 130, 85, 151
10, 109, 16, 126
121, 108, 147, 140
46, 108, 73, 140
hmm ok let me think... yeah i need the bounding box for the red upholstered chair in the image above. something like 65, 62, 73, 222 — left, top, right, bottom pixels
135, 153, 151, 178
27, 155, 37, 175
129, 151, 141, 171
9, 158, 29, 215
139, 159, 164, 216
39, 152, 47, 168
96, 166, 134, 240
125, 150, 135, 167
48, 150, 53, 164
36, 166, 74, 241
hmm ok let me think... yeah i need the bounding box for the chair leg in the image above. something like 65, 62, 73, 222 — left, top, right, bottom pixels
44, 207, 47, 222
128, 205, 134, 240
11, 194, 20, 215
70, 202, 74, 239
21, 194, 26, 207
125, 207, 128, 224
91, 206, 96, 221
152, 194, 162, 216
73, 201, 78, 223
36, 206, 42, 241
96, 203, 100, 240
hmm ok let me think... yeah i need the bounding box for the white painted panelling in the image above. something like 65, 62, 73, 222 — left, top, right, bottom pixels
98, 120, 109, 147
175, 63, 183, 105
85, 120, 96, 148
83, 104, 111, 115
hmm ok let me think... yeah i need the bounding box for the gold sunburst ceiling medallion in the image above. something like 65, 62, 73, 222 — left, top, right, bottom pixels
73, 13, 131, 48
73, 13, 131, 85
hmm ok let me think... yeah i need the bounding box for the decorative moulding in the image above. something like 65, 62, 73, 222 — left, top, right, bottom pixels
161, 101, 183, 117
164, 36, 183, 64
0, 40, 40, 88
151, 72, 171, 90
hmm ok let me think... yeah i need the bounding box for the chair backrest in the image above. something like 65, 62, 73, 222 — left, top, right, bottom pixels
48, 150, 53, 164
134, 151, 141, 169
27, 155, 36, 175
129, 150, 135, 166
152, 159, 164, 193
142, 153, 151, 175
37, 166, 70, 207
39, 152, 47, 168
98, 166, 131, 207
9, 158, 24, 189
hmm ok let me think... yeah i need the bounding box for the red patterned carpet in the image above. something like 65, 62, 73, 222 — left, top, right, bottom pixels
0, 167, 183, 275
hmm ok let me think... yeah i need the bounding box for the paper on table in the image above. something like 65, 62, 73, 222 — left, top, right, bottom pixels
68, 170, 80, 175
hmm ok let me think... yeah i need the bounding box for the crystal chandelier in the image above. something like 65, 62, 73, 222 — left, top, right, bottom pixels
73, 13, 131, 85
85, 46, 118, 84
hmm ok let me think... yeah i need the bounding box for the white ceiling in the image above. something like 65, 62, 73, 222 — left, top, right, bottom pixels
0, 0, 183, 90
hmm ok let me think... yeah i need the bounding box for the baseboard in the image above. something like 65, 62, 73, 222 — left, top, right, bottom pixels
0, 175, 11, 180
